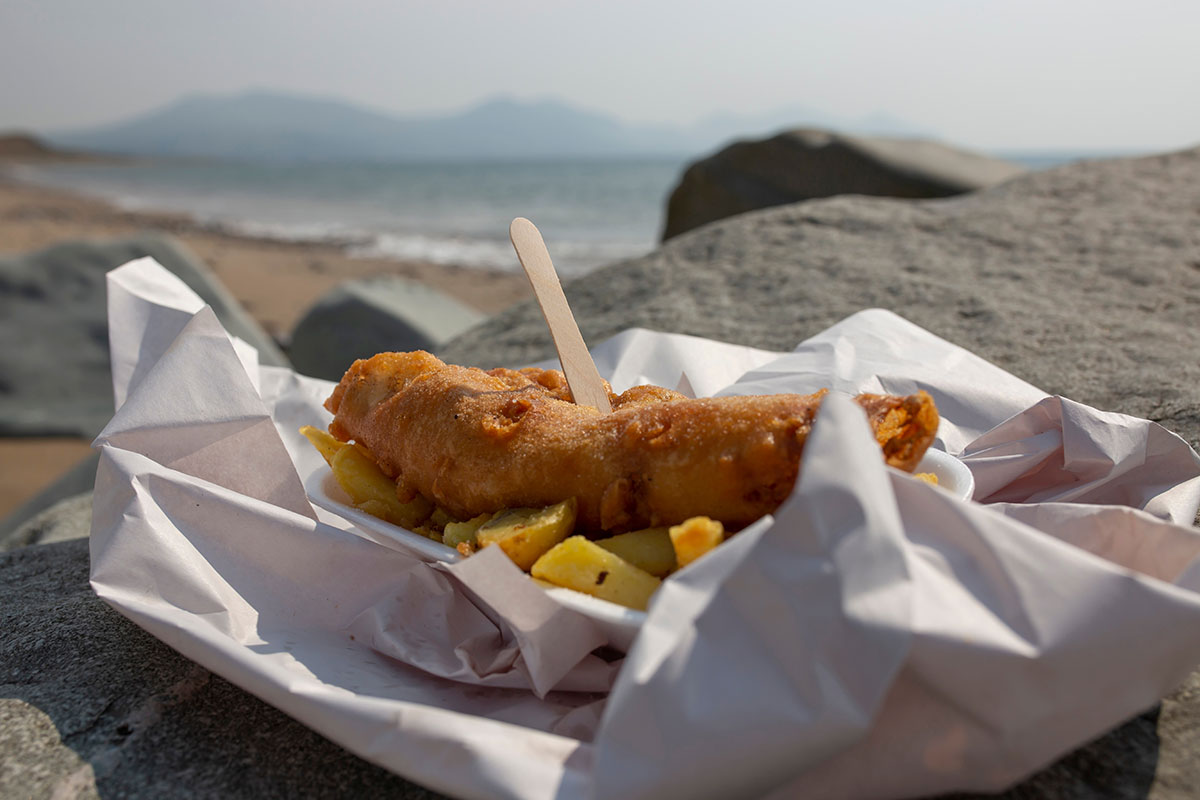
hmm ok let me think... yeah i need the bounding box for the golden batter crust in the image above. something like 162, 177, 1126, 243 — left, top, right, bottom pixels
326, 351, 938, 533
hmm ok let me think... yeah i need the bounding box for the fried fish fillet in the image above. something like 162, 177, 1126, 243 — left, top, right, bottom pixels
325, 351, 938, 533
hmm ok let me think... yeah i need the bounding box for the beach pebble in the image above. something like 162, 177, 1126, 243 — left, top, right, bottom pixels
661, 128, 1025, 240
287, 276, 484, 381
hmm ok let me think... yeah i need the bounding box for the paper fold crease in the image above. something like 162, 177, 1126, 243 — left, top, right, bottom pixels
89, 258, 1200, 800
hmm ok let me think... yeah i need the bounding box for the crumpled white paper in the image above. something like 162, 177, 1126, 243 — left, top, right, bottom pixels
91, 257, 1200, 800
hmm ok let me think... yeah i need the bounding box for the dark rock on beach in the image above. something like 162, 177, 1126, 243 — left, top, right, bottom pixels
0, 492, 92, 552
0, 452, 101, 551
660, 129, 1025, 240
2, 513, 1197, 797
0, 234, 291, 547
4, 147, 1200, 797
0, 538, 436, 799
288, 276, 484, 381
0, 233, 287, 438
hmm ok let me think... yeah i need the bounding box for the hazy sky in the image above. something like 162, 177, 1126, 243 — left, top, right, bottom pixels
2, 0, 1197, 152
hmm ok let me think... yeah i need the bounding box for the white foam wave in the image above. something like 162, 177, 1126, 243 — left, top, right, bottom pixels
350, 232, 650, 276
9, 161, 660, 276
349, 233, 518, 270
209, 217, 373, 248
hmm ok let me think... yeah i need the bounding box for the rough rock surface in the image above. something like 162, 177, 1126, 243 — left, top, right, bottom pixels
448, 147, 1200, 794
287, 276, 484, 381
2, 536, 1195, 798
0, 492, 92, 552
661, 128, 1025, 240
445, 148, 1200, 455
0, 233, 287, 438
0, 539, 437, 798
0, 452, 99, 549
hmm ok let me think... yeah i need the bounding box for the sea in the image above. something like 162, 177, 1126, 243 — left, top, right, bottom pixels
8, 152, 1092, 277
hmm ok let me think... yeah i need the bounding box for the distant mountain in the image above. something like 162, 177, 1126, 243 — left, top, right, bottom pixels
46, 90, 932, 162
0, 132, 111, 163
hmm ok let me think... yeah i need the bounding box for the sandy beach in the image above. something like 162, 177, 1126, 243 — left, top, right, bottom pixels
0, 174, 530, 339
0, 168, 531, 520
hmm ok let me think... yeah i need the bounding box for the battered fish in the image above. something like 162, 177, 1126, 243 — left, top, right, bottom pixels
326, 351, 938, 532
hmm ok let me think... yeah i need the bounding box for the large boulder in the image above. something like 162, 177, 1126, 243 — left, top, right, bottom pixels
0, 532, 1193, 797
445, 149, 1200, 796
445, 147, 1200, 454
0, 492, 92, 552
660, 128, 1025, 240
0, 234, 287, 438
0, 451, 100, 549
0, 234, 289, 545
288, 276, 484, 381
0, 539, 434, 798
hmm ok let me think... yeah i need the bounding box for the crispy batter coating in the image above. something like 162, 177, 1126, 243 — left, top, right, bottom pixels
325, 351, 938, 532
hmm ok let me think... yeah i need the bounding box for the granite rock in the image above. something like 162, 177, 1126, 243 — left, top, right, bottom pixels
444, 148, 1200, 456
1, 535, 1194, 797
0, 234, 287, 438
441, 146, 1200, 795
0, 539, 438, 798
0, 491, 93, 552
0, 452, 99, 550
661, 129, 1025, 240
288, 276, 484, 381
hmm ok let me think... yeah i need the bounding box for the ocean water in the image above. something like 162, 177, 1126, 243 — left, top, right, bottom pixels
10, 152, 1099, 277
12, 158, 688, 277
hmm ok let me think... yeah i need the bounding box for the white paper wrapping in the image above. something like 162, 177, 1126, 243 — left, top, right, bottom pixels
90, 257, 1200, 800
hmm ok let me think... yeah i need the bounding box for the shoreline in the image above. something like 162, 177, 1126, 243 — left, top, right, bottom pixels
0, 169, 531, 343
0, 164, 532, 520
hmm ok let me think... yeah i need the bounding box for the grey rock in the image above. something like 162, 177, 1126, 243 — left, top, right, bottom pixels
0, 491, 92, 552
441, 146, 1200, 797
445, 147, 1200, 454
0, 452, 99, 549
0, 233, 287, 438
0, 539, 438, 798
288, 276, 484, 381
661, 129, 1025, 240
1, 535, 1195, 797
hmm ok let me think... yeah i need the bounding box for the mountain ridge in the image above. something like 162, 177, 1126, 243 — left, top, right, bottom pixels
45, 90, 933, 162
